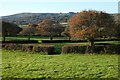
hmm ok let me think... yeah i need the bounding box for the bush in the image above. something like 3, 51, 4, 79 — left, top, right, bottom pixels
2, 44, 26, 51
33, 45, 55, 54
2, 43, 119, 54
94, 44, 120, 54
22, 45, 33, 52
62, 44, 87, 54
3, 44, 19, 50
62, 44, 120, 54
2, 44, 55, 54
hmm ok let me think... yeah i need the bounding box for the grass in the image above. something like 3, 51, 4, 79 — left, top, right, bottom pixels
95, 41, 120, 45
0, 36, 69, 41
2, 50, 119, 79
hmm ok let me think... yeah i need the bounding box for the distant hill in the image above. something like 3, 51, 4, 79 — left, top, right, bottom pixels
1, 12, 76, 25
1, 12, 119, 25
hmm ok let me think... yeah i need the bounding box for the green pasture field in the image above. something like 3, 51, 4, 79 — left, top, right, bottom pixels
1, 36, 120, 46
0, 36, 69, 41
2, 50, 119, 79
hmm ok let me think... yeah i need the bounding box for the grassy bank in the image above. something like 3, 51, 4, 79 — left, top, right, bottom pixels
2, 50, 118, 79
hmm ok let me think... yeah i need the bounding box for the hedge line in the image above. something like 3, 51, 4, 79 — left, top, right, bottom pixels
62, 44, 87, 54
1, 43, 120, 54
2, 44, 54, 54
62, 44, 120, 54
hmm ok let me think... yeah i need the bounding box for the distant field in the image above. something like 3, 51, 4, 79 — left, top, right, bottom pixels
0, 36, 119, 44
1, 36, 120, 45
2, 50, 118, 79
0, 36, 69, 41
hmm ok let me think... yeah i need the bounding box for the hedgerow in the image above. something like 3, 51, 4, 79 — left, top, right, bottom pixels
2, 44, 55, 54
62, 44, 120, 54
33, 45, 54, 54
2, 43, 120, 54
61, 44, 87, 54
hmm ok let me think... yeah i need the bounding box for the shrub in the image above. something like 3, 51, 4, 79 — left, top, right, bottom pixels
62, 44, 120, 54
2, 44, 55, 54
2, 44, 23, 51
3, 43, 17, 50
33, 45, 54, 54
2, 44, 34, 52
62, 44, 87, 54
22, 45, 33, 52
94, 44, 120, 54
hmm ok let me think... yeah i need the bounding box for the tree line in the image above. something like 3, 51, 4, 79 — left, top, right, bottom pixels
1, 10, 120, 42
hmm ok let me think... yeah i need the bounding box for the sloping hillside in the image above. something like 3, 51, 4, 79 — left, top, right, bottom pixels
2, 12, 75, 25
1, 12, 119, 25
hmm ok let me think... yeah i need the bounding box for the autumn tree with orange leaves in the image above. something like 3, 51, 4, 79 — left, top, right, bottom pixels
36, 18, 65, 40
69, 10, 115, 46
19, 24, 38, 40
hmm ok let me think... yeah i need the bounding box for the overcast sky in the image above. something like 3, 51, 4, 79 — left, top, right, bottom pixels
0, 0, 119, 16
